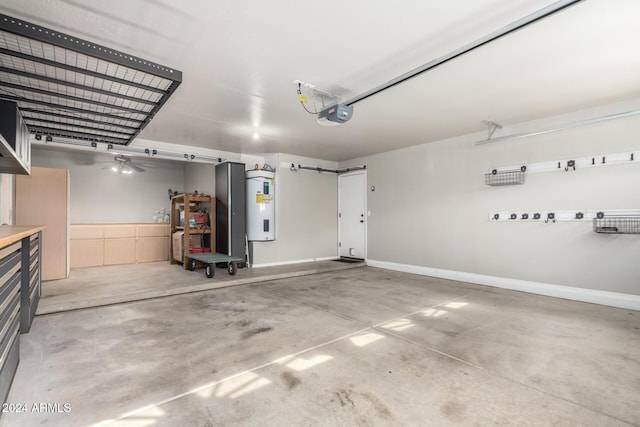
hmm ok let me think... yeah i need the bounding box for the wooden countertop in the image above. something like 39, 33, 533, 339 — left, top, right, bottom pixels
0, 226, 45, 248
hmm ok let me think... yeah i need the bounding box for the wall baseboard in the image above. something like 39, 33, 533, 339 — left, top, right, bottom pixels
367, 260, 640, 311
252, 256, 339, 268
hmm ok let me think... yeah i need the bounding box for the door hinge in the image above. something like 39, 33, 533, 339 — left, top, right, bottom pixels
338, 213, 341, 218
338, 242, 341, 247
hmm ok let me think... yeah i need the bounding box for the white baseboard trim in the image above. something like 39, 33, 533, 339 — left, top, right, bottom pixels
367, 259, 640, 311
252, 256, 339, 268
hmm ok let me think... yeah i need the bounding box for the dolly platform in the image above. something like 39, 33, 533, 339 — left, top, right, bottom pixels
185, 252, 243, 278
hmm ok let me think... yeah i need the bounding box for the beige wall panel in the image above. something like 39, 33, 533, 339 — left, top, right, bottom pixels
70, 239, 103, 268
70, 225, 104, 240
16, 166, 69, 280
104, 225, 137, 239
137, 224, 170, 238
136, 237, 169, 262
104, 238, 136, 265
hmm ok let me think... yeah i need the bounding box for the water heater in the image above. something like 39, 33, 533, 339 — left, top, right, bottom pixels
246, 170, 275, 241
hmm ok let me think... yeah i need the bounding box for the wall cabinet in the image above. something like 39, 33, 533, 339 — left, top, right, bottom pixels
0, 100, 31, 175
16, 167, 69, 281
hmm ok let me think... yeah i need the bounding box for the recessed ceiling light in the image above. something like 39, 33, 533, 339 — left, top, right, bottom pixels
253, 132, 260, 140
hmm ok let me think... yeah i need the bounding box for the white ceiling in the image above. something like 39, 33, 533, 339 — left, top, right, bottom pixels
1, 0, 640, 161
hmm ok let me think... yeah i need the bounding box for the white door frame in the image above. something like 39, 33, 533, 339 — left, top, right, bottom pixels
338, 170, 367, 260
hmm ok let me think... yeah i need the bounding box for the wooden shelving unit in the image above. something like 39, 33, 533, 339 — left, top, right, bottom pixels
170, 194, 215, 269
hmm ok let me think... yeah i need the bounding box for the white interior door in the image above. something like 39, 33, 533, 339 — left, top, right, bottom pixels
338, 172, 366, 259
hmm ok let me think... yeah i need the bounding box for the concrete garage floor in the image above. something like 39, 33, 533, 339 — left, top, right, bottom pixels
2, 266, 639, 426
37, 260, 364, 314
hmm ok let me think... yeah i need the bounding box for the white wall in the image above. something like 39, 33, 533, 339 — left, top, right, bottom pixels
250, 153, 339, 266
32, 147, 185, 223
184, 163, 215, 196
341, 98, 640, 297
30, 146, 338, 265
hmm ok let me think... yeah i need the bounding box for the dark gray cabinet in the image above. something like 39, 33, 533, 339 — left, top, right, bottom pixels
215, 162, 246, 265
0, 228, 42, 407
21, 233, 41, 333
0, 242, 22, 405
0, 100, 31, 175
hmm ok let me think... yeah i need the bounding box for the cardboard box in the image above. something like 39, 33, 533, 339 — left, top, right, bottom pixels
172, 231, 184, 261
189, 234, 203, 248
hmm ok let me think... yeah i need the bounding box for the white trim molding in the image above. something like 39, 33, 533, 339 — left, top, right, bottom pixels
251, 256, 339, 268
367, 260, 640, 311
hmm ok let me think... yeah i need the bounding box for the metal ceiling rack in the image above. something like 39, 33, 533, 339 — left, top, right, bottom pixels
0, 14, 182, 145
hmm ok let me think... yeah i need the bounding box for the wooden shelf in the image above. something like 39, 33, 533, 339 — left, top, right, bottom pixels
170, 194, 216, 269
171, 194, 212, 203
187, 228, 211, 235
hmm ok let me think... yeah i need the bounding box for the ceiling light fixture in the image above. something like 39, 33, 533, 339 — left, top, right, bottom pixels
253, 132, 260, 140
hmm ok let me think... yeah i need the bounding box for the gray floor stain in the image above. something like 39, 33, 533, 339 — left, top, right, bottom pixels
236, 319, 252, 328
241, 326, 272, 339
333, 389, 355, 408
280, 371, 301, 389
358, 391, 393, 419
440, 400, 467, 422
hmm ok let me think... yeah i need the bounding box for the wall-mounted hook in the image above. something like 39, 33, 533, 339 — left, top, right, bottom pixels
575, 212, 584, 219
510, 213, 517, 220
533, 213, 541, 220
545, 212, 556, 223
521, 213, 529, 220
631, 153, 635, 161
558, 162, 561, 169
493, 213, 500, 220
592, 157, 595, 165
602, 156, 606, 164
565, 160, 575, 172
596, 211, 605, 219
520, 165, 527, 172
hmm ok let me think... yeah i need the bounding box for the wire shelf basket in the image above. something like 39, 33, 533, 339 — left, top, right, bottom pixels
593, 216, 640, 234
485, 167, 526, 186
